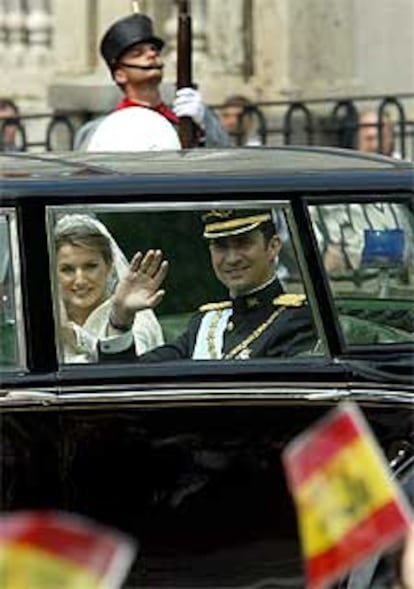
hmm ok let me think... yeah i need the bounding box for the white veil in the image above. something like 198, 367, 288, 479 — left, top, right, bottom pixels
54, 213, 130, 292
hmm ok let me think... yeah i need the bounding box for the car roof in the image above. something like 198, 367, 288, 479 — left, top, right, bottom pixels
2, 147, 413, 203
1, 146, 412, 180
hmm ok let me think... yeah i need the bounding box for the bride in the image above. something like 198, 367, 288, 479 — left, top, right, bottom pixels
54, 213, 164, 363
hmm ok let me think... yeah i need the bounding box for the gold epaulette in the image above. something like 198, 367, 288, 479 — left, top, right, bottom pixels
272, 294, 307, 307
199, 301, 232, 312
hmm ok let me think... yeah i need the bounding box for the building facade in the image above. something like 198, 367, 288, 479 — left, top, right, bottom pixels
1, 1, 413, 125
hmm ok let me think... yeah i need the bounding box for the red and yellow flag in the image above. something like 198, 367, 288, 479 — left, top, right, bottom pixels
282, 401, 412, 589
0, 511, 137, 588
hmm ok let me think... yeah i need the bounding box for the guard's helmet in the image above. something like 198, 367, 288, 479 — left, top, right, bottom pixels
100, 14, 164, 70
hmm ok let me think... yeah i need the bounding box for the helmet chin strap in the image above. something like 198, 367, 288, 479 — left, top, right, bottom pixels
118, 62, 164, 70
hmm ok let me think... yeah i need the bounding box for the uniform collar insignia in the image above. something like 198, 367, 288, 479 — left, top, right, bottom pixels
246, 296, 259, 309
233, 277, 283, 314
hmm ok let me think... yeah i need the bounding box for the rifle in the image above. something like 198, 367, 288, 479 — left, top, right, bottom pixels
176, 0, 198, 147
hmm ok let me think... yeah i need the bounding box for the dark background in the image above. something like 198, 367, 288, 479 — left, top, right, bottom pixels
99, 210, 227, 317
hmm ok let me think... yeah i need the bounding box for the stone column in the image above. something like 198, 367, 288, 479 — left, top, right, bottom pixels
3, 0, 26, 67
207, 0, 246, 77
187, 0, 293, 103
282, 0, 356, 99
25, 0, 53, 67
53, 0, 96, 74
49, 0, 124, 113
0, 0, 54, 110
353, 0, 414, 95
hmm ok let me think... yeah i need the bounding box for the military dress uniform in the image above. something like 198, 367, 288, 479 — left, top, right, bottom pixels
100, 208, 316, 362
100, 277, 314, 362
191, 280, 313, 359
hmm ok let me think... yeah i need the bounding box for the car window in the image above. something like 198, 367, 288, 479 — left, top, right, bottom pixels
0, 210, 25, 371
309, 199, 414, 346
48, 204, 323, 365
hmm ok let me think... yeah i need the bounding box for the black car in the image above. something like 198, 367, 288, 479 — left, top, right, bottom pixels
1, 147, 413, 587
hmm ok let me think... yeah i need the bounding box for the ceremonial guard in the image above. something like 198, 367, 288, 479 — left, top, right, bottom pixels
79, 2, 229, 151
100, 209, 316, 361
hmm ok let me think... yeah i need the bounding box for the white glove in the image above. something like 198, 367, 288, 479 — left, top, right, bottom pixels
173, 87, 206, 128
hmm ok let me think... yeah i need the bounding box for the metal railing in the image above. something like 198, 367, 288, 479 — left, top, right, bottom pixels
0, 111, 78, 152
2, 93, 414, 159
212, 92, 414, 159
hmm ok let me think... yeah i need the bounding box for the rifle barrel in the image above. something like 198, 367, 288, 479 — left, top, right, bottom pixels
176, 0, 198, 147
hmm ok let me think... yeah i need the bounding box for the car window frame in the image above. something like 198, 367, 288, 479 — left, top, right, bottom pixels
304, 191, 414, 356
46, 198, 328, 370
0, 206, 27, 372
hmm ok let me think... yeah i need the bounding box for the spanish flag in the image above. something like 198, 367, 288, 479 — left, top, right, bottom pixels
282, 402, 412, 589
0, 511, 136, 588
